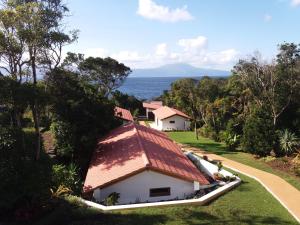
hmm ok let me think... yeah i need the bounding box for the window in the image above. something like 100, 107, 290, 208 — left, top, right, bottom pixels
169, 120, 175, 124
149, 187, 171, 197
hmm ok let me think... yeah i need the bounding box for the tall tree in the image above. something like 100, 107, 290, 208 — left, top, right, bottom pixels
169, 78, 200, 139
234, 47, 300, 126
0, 0, 77, 159
63, 53, 132, 97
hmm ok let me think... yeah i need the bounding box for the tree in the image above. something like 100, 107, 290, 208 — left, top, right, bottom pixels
111, 90, 143, 117
242, 107, 277, 156
63, 54, 132, 96
234, 46, 300, 127
169, 78, 200, 139
196, 77, 227, 130
0, 0, 77, 160
46, 68, 120, 169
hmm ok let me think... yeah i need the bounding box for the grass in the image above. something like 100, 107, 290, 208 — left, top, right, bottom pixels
139, 120, 151, 127
168, 131, 300, 191
33, 172, 298, 225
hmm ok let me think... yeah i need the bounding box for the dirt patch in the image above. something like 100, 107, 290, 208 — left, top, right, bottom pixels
266, 156, 300, 179
42, 131, 55, 156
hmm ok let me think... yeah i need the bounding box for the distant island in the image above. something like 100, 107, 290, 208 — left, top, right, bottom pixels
130, 63, 230, 77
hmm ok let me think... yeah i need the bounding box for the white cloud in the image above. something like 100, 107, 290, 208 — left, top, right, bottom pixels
155, 43, 168, 56
291, 0, 300, 6
111, 51, 144, 62
178, 36, 208, 52
207, 49, 239, 64
137, 0, 193, 22
82, 36, 239, 70
264, 14, 272, 22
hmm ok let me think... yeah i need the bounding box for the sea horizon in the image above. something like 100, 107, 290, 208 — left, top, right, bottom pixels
118, 76, 226, 100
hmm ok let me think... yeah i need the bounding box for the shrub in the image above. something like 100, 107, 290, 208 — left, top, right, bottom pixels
223, 119, 242, 151
50, 120, 75, 158
224, 132, 240, 151
198, 125, 219, 141
104, 192, 120, 206
52, 163, 82, 195
294, 167, 300, 177
217, 161, 223, 171
242, 107, 277, 156
278, 129, 299, 156
50, 185, 72, 198
0, 127, 52, 215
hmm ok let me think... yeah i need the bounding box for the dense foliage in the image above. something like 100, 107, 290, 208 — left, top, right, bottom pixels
161, 43, 300, 156
0, 0, 134, 221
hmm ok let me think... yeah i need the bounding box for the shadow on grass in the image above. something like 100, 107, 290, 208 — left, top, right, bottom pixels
179, 210, 295, 225
25, 196, 298, 225
31, 197, 168, 225
186, 142, 238, 156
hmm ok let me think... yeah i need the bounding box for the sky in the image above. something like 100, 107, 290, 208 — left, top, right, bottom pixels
63, 0, 300, 70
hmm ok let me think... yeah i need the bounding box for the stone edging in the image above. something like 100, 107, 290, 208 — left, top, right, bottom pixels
81, 178, 241, 211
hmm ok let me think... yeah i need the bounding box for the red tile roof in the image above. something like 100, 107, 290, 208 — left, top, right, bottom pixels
142, 101, 163, 110
83, 123, 209, 193
153, 106, 190, 120
114, 107, 134, 122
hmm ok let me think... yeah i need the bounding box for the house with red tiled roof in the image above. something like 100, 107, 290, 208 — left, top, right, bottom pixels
142, 101, 163, 120
114, 106, 134, 123
150, 106, 191, 131
83, 123, 211, 204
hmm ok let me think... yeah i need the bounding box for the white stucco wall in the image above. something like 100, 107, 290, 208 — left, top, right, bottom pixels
94, 170, 196, 205
152, 115, 190, 131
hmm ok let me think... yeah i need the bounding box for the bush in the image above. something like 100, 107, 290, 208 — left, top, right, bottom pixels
198, 125, 219, 141
223, 119, 242, 151
223, 131, 240, 151
52, 163, 82, 195
278, 129, 299, 156
0, 127, 52, 215
50, 120, 75, 158
103, 192, 120, 206
294, 167, 300, 177
242, 107, 277, 156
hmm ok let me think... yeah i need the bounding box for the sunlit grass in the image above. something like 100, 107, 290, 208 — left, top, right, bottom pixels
168, 131, 300, 191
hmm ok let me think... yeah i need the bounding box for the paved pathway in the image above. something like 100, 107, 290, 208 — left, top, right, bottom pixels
181, 145, 300, 223
138, 121, 147, 126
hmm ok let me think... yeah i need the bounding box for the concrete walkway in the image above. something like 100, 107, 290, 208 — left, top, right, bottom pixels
182, 145, 300, 223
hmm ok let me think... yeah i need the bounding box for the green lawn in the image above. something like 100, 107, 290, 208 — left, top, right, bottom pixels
168, 131, 300, 191
34, 172, 298, 225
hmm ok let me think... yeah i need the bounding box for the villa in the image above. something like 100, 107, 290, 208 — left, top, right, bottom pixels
150, 106, 191, 131
83, 123, 211, 205
142, 101, 163, 120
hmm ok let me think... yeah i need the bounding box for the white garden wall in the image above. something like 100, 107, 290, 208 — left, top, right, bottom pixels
94, 170, 196, 205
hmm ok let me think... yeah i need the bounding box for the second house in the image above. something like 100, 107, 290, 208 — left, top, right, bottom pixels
150, 106, 191, 131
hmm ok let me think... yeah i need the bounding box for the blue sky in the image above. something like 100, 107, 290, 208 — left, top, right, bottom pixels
64, 0, 300, 70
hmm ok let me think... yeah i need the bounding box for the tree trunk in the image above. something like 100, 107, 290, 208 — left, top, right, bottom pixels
273, 116, 277, 127
31, 53, 41, 160
194, 121, 198, 140
15, 110, 26, 154
32, 103, 41, 160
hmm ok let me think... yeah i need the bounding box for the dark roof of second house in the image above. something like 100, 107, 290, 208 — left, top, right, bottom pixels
142, 101, 163, 110
114, 106, 134, 122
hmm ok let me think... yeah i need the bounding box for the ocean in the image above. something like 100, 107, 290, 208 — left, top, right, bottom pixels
118, 77, 201, 100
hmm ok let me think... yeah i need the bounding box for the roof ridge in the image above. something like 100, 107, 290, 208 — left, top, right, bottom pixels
133, 123, 151, 167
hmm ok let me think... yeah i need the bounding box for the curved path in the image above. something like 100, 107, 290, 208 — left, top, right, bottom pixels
183, 146, 300, 223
